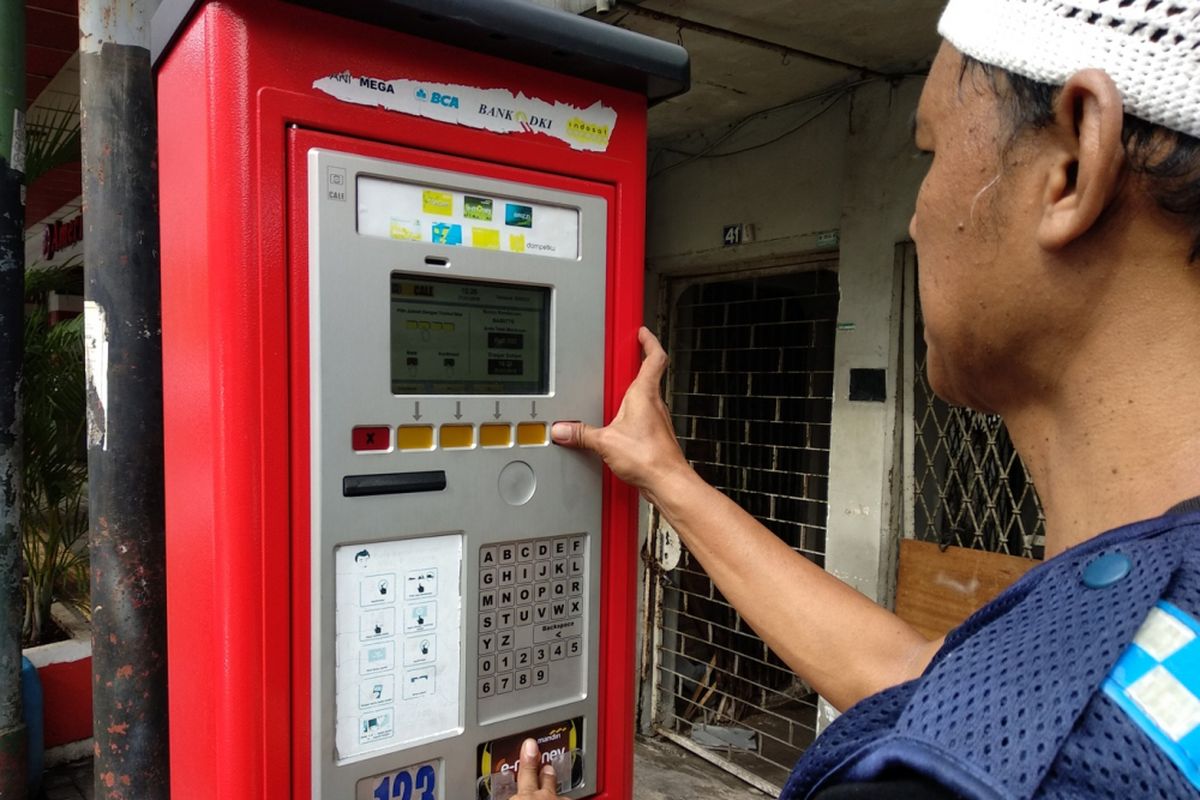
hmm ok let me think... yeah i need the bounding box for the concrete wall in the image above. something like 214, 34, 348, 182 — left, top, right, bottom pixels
823, 78, 927, 603
645, 92, 850, 276
640, 75, 929, 730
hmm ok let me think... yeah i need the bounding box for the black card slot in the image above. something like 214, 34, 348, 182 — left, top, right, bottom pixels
343, 471, 447, 497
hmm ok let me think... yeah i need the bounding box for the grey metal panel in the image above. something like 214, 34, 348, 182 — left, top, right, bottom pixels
308, 148, 606, 799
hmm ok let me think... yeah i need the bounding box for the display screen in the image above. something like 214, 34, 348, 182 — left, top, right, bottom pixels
391, 274, 550, 395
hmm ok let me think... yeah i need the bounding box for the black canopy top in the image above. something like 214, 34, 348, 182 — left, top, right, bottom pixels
152, 0, 690, 104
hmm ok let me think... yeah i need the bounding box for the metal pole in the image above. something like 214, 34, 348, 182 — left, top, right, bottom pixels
78, 1, 169, 797
0, 0, 27, 794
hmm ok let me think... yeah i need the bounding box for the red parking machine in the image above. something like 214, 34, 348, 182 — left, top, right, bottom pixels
152, 1, 688, 797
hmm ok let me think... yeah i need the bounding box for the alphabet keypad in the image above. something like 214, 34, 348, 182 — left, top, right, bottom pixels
476, 535, 587, 715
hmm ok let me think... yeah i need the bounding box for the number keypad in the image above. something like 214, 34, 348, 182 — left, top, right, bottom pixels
476, 535, 586, 704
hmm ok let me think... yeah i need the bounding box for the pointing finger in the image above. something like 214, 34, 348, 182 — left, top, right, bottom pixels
516, 738, 541, 794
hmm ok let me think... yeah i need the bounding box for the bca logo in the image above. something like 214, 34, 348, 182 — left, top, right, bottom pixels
416, 88, 459, 108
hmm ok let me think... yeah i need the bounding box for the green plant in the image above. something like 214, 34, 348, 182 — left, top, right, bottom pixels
23, 102, 81, 184
21, 264, 88, 646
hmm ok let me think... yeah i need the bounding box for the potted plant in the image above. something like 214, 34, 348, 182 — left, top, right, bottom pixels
20, 263, 93, 771
16, 101, 92, 782
22, 264, 88, 644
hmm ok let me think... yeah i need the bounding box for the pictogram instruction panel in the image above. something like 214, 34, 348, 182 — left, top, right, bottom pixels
334, 534, 464, 761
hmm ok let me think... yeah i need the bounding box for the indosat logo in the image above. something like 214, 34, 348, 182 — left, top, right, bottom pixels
566, 117, 611, 147
415, 87, 460, 108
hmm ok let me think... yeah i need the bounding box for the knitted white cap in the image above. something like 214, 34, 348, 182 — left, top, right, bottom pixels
938, 0, 1200, 140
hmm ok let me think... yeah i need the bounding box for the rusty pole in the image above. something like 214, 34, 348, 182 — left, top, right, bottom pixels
78, 1, 169, 797
0, 0, 27, 795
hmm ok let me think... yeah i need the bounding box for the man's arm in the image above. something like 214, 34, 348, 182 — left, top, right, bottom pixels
552, 327, 942, 711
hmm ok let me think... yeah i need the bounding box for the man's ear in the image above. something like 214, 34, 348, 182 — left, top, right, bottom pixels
1036, 68, 1125, 251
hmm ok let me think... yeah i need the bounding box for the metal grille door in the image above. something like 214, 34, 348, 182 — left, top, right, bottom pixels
648, 266, 838, 793
905, 255, 1045, 558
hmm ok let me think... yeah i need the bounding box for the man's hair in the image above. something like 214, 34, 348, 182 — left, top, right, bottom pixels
963, 56, 1200, 262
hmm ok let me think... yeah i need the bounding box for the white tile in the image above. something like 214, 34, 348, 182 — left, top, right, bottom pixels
1128, 665, 1200, 741
1134, 607, 1195, 661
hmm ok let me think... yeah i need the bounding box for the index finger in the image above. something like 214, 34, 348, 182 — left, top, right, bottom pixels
516, 738, 542, 795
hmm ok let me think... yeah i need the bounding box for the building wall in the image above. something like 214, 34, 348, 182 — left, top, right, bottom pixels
645, 92, 849, 276
640, 75, 929, 731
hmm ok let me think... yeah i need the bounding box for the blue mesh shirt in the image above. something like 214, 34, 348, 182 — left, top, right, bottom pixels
782, 509, 1200, 800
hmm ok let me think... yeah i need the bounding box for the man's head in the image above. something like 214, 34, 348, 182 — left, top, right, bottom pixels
911, 1, 1200, 412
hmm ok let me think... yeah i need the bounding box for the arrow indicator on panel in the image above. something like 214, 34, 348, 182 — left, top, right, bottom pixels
531, 401, 538, 419
413, 402, 422, 421
494, 401, 502, 420
454, 401, 462, 420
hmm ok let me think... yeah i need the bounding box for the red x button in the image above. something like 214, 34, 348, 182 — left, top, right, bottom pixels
352, 426, 391, 452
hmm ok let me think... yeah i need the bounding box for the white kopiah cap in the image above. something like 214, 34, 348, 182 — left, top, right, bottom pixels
938, 0, 1200, 140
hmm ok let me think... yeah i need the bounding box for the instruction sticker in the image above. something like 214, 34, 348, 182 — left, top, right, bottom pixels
334, 534, 463, 762
313, 72, 618, 152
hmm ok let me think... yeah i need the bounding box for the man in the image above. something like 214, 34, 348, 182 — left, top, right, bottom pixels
515, 0, 1200, 796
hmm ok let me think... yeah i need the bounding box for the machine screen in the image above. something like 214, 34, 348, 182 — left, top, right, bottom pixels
390, 274, 550, 395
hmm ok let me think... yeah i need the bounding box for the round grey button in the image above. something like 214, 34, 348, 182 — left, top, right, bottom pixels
498, 461, 536, 506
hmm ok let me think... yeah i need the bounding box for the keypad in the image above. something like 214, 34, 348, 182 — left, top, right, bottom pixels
477, 535, 586, 701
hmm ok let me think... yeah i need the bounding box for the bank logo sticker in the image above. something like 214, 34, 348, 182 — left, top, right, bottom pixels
422, 190, 453, 216
416, 86, 460, 108
432, 223, 463, 246
314, 71, 618, 152
389, 219, 422, 241
464, 196, 494, 221
472, 228, 501, 250
504, 204, 533, 228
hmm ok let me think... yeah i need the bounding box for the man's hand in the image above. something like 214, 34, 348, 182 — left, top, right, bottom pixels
550, 327, 690, 499
513, 738, 565, 799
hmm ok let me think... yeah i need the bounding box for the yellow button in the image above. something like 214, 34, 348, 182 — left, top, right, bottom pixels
396, 425, 434, 451
517, 422, 548, 446
440, 424, 475, 449
479, 423, 512, 448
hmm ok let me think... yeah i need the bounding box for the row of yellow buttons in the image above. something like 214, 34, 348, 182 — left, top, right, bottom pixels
396, 422, 549, 451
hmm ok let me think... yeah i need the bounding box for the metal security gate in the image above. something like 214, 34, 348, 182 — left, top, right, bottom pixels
647, 262, 838, 793
899, 244, 1045, 557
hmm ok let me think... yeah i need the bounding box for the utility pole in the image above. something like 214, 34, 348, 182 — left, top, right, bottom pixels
78, 1, 169, 797
0, 0, 27, 794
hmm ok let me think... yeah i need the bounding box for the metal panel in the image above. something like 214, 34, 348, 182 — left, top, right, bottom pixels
309, 148, 607, 799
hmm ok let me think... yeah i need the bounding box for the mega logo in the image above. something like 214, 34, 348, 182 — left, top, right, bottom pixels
358, 76, 396, 94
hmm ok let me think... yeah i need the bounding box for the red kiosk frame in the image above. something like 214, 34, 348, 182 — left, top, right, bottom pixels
153, 1, 687, 797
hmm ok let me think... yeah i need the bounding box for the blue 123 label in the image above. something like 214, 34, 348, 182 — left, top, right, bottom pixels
358, 760, 439, 800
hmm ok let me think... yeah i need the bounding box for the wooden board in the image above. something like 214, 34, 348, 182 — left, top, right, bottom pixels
895, 539, 1039, 640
